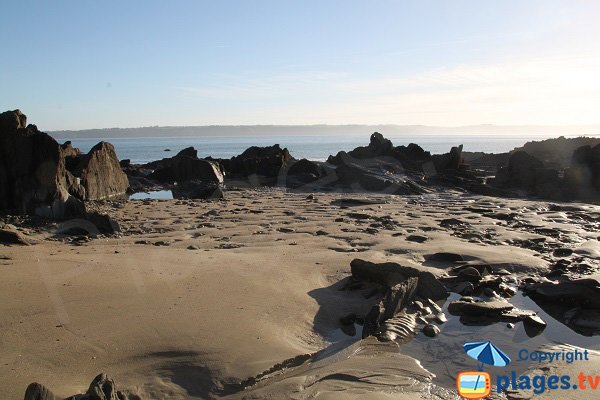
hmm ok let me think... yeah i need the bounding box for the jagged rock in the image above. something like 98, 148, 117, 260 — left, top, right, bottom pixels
222, 144, 292, 178
23, 383, 55, 400
70, 142, 129, 200
363, 277, 418, 339
0, 110, 86, 219
60, 141, 81, 158
327, 132, 432, 172
0, 109, 27, 131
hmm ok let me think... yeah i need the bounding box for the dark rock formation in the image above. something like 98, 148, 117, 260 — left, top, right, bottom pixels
0, 110, 86, 219
432, 144, 463, 172
327, 132, 432, 172
149, 156, 224, 184
68, 142, 129, 201
221, 144, 292, 178
60, 141, 81, 158
564, 144, 600, 200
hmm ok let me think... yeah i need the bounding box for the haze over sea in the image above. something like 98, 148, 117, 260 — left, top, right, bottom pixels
51, 133, 595, 165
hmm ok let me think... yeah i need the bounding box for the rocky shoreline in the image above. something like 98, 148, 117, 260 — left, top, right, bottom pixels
1, 109, 600, 399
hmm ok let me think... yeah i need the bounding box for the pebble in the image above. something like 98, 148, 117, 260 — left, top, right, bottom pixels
422, 324, 441, 337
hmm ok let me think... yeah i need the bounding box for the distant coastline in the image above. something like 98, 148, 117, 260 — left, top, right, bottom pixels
51, 124, 600, 139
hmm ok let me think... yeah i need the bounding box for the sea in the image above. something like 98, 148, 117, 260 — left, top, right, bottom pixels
50, 134, 577, 165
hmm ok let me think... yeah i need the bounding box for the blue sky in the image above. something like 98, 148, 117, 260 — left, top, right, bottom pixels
2, 0, 599, 129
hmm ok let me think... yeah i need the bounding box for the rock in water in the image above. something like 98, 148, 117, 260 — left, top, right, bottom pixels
71, 142, 129, 200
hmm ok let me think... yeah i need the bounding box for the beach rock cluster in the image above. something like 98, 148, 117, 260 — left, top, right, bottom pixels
0, 109, 126, 233
24, 373, 140, 400
0, 110, 85, 219
341, 258, 448, 341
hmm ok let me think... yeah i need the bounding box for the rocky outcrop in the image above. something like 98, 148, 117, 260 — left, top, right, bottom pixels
0, 110, 86, 219
327, 132, 432, 172
68, 142, 129, 201
221, 144, 292, 178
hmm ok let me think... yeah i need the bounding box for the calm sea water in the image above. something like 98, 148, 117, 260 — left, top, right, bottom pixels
53, 134, 562, 164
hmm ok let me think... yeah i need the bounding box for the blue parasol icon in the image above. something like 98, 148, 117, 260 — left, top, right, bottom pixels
464, 341, 511, 371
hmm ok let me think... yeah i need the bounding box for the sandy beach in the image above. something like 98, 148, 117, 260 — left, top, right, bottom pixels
2, 188, 599, 399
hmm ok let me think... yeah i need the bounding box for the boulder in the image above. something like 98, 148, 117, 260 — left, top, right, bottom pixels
70, 142, 129, 200
150, 156, 224, 184
0, 110, 86, 219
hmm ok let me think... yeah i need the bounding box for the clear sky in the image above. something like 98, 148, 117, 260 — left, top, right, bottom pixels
2, 0, 600, 130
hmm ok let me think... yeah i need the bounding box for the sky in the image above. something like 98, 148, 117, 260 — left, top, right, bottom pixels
1, 0, 600, 130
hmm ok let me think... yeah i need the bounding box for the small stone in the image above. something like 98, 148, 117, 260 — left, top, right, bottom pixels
422, 324, 441, 337
187, 244, 200, 250
435, 313, 448, 324
406, 234, 428, 243
277, 227, 295, 233
507, 323, 515, 329
553, 248, 573, 257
